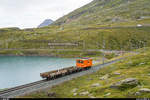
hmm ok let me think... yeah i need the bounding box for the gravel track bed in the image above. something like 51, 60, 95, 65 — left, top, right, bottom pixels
0, 59, 122, 98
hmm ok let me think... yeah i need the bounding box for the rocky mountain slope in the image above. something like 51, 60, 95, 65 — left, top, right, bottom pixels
38, 19, 53, 28
53, 0, 150, 27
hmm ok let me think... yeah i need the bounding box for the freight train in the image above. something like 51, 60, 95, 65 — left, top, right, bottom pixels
40, 58, 93, 80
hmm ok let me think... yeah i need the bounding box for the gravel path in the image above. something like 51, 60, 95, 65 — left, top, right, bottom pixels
0, 59, 122, 98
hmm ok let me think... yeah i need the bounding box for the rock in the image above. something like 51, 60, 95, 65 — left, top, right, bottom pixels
114, 72, 121, 75
73, 93, 77, 96
79, 91, 89, 96
38, 19, 53, 28
88, 94, 96, 98
115, 76, 124, 79
139, 62, 145, 65
137, 24, 142, 27
121, 78, 138, 85
110, 78, 139, 90
110, 81, 122, 89
135, 92, 141, 96
139, 88, 150, 93
99, 74, 109, 80
72, 88, 78, 93
91, 83, 101, 87
105, 93, 111, 96
89, 96, 96, 98
87, 78, 93, 80
47, 92, 56, 97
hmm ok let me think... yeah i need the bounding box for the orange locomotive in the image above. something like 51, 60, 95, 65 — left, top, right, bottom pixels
40, 58, 93, 80
76, 58, 93, 69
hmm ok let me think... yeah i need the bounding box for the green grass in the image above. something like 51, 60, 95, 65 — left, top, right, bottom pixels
0, 0, 150, 57
1, 26, 150, 52
53, 0, 150, 27
20, 47, 150, 98
0, 49, 103, 58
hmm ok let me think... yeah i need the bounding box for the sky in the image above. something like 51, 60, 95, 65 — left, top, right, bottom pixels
0, 0, 93, 29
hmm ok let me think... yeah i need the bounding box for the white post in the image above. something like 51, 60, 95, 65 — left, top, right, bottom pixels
102, 39, 105, 64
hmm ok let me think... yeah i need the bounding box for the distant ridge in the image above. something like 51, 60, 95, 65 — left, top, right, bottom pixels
38, 19, 53, 28
52, 0, 150, 26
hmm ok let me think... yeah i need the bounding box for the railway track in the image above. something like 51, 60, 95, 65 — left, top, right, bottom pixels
0, 58, 124, 98
0, 80, 47, 98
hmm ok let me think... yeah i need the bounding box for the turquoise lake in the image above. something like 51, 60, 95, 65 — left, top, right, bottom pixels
0, 56, 98, 89
0, 56, 79, 89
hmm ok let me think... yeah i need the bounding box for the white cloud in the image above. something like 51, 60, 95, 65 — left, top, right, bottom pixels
0, 0, 93, 29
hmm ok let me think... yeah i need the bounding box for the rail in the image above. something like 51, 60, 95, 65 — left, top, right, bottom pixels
0, 80, 46, 97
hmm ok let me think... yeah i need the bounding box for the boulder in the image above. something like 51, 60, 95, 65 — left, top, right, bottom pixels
88, 94, 96, 98
114, 72, 121, 75
99, 74, 109, 80
139, 88, 150, 93
110, 78, 139, 90
105, 93, 111, 96
135, 92, 141, 96
79, 91, 89, 96
121, 78, 138, 85
47, 92, 56, 97
139, 62, 145, 65
73, 93, 77, 96
72, 88, 78, 93
91, 83, 101, 87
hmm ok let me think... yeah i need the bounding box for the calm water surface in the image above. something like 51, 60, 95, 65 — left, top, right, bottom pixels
0, 56, 98, 89
0, 56, 78, 89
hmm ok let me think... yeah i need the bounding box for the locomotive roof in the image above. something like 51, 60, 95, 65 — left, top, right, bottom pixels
77, 58, 92, 60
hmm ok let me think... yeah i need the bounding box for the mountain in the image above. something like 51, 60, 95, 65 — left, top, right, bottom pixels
38, 19, 53, 28
53, 0, 150, 27
0, 0, 150, 56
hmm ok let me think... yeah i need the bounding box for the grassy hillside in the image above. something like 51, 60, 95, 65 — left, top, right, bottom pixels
1, 26, 150, 51
53, 0, 150, 27
20, 47, 150, 98
0, 0, 150, 56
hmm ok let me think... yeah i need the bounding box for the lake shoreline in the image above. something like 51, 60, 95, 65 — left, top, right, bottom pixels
0, 49, 102, 58
0, 54, 79, 58
0, 54, 56, 57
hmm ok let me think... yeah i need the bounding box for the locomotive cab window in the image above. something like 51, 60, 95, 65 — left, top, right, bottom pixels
77, 60, 83, 63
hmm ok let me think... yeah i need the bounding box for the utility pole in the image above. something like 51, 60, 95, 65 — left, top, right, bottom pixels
102, 39, 105, 64
102, 34, 105, 64
141, 40, 146, 55
143, 36, 147, 53
144, 41, 146, 53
